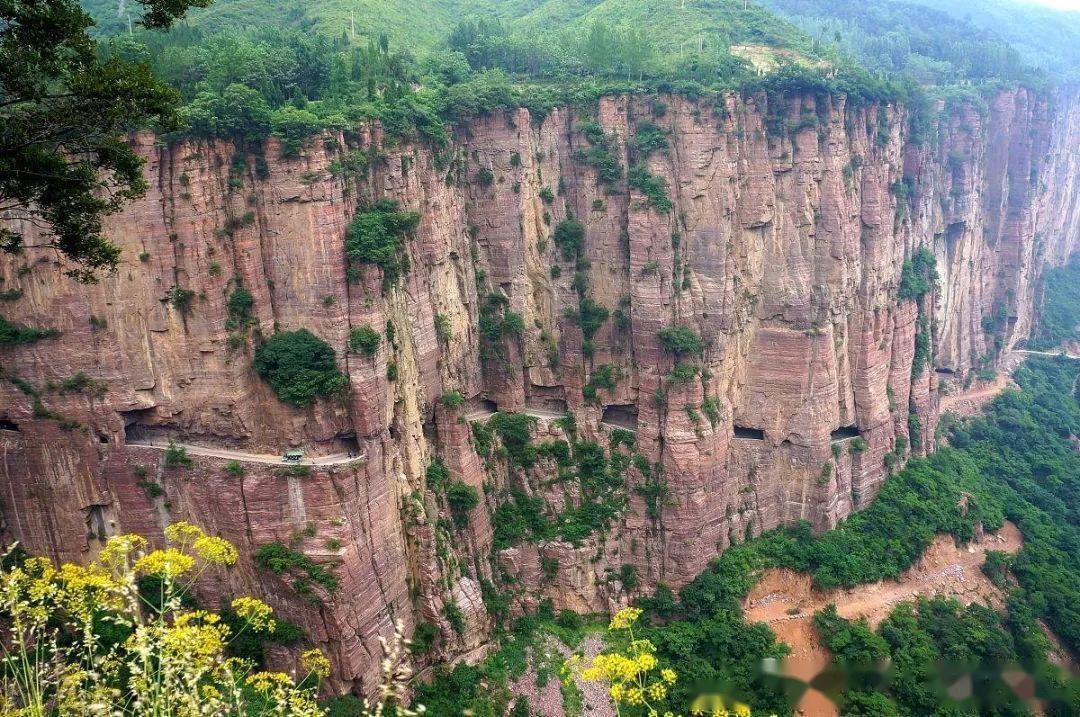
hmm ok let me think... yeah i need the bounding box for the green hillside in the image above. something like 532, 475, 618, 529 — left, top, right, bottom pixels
509, 0, 812, 54
82, 0, 465, 45
84, 0, 814, 58
908, 0, 1080, 81
77, 0, 1080, 150
760, 0, 1042, 85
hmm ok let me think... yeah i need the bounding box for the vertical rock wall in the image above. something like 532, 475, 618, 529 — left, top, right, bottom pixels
1, 87, 1078, 696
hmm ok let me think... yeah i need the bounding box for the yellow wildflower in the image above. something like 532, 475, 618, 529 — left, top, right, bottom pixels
231, 597, 276, 633
164, 521, 205, 546
624, 686, 645, 706
661, 668, 677, 684
609, 606, 643, 630
647, 682, 668, 701
300, 648, 332, 679
246, 671, 293, 694
134, 548, 195, 578
193, 535, 238, 566
98, 534, 147, 572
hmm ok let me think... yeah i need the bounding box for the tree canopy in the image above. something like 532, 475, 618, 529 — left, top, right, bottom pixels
0, 0, 209, 282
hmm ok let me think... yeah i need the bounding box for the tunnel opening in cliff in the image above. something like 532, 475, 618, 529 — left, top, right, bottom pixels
121, 408, 158, 442
831, 425, 861, 441
527, 398, 568, 414
0, 419, 19, 432
468, 396, 498, 416
601, 405, 638, 431
935, 367, 956, 375
733, 425, 766, 440
337, 433, 360, 454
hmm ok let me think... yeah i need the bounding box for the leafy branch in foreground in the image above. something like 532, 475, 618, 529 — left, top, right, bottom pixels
0, 0, 209, 281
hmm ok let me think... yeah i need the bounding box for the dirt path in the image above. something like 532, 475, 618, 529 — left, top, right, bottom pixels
939, 373, 1012, 417
743, 523, 1024, 717
938, 349, 1080, 419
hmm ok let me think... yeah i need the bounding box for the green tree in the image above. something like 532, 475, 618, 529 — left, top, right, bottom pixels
252, 329, 348, 407
182, 83, 273, 141
0, 0, 210, 282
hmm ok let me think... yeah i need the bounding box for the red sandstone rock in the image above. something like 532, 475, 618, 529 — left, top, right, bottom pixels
2, 89, 1078, 698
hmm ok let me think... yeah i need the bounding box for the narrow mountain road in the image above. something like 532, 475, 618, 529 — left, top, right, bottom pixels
126, 440, 364, 466
1015, 349, 1080, 359
464, 407, 568, 423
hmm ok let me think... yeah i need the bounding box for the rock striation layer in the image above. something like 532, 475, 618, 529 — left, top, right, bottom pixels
2, 87, 1079, 696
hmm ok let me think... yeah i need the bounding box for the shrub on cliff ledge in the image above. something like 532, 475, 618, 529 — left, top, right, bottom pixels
253, 330, 348, 407
898, 247, 938, 301
657, 325, 705, 356
345, 199, 421, 291
446, 481, 481, 527
348, 325, 381, 356
0, 316, 60, 346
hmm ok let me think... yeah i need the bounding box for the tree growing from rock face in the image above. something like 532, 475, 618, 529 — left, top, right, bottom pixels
0, 0, 210, 282
252, 329, 348, 407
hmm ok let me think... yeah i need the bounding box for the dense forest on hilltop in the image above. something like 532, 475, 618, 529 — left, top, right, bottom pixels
909, 0, 1080, 82
77, 0, 1080, 149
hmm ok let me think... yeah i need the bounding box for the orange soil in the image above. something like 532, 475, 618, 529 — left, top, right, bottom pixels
939, 373, 1013, 417
743, 522, 1024, 716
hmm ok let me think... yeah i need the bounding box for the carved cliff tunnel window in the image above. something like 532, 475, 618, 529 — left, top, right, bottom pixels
830, 425, 861, 441
733, 425, 766, 440
935, 367, 955, 375
0, 418, 19, 432
601, 405, 638, 431
338, 434, 360, 454
120, 408, 157, 442
98, 434, 109, 444
468, 396, 499, 416
526, 398, 568, 414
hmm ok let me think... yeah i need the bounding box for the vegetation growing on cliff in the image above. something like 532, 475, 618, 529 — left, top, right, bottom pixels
348, 325, 381, 355
254, 540, 340, 601
252, 329, 348, 406
480, 412, 640, 549
345, 199, 421, 290
898, 247, 938, 301
0, 316, 60, 346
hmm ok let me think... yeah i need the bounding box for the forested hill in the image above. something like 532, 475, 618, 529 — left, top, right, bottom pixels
760, 0, 1044, 85
75, 0, 1080, 153
82, 0, 1080, 88
82, 0, 813, 54
909, 0, 1080, 82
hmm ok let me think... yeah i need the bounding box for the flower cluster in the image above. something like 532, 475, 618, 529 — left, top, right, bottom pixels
0, 524, 327, 716
570, 607, 768, 717
232, 596, 277, 634
571, 607, 679, 717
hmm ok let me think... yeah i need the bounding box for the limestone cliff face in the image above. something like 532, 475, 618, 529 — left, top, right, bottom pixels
1, 87, 1078, 696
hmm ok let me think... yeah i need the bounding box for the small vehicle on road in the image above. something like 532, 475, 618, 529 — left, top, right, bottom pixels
282, 450, 304, 463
